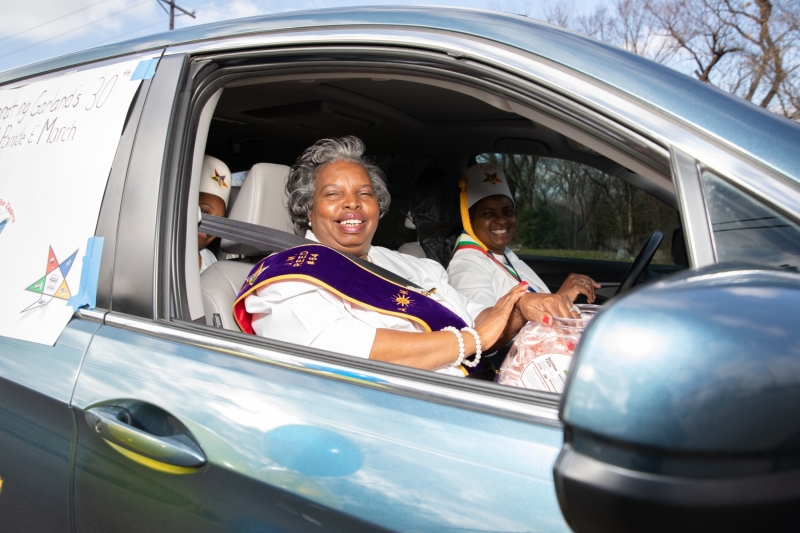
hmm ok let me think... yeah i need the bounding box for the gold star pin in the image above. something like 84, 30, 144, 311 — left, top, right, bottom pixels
483, 172, 502, 186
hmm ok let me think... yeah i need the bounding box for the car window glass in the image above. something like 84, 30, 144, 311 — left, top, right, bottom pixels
477, 153, 681, 265
702, 171, 800, 272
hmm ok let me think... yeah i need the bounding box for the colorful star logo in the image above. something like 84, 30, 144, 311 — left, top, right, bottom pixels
22, 246, 78, 313
246, 264, 266, 286
211, 169, 229, 189
483, 172, 502, 186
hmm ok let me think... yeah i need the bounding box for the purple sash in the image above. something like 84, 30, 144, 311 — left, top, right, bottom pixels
234, 244, 468, 335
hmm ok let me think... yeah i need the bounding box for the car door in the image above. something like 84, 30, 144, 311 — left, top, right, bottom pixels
67, 39, 580, 533
0, 317, 101, 532
0, 52, 156, 532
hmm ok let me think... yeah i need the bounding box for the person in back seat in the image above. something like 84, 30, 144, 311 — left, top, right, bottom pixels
233, 137, 577, 377
198, 155, 231, 273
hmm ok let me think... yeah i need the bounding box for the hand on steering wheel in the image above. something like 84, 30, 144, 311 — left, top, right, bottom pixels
557, 273, 601, 303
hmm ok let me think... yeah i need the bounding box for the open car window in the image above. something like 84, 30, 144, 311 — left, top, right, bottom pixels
177, 50, 685, 392
477, 153, 683, 268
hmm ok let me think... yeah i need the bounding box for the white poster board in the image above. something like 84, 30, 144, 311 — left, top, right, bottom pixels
0, 57, 150, 345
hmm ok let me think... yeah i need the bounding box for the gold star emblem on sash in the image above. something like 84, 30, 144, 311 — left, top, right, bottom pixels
393, 289, 413, 312
483, 172, 502, 186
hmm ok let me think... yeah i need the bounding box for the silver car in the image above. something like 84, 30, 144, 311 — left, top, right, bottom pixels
1, 7, 799, 532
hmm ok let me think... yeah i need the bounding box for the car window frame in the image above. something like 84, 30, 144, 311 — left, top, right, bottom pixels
130, 29, 775, 420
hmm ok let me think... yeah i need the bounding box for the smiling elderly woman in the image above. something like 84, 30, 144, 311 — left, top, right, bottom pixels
233, 137, 575, 376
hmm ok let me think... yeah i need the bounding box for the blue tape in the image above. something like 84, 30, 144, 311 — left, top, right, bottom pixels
143, 58, 158, 79
130, 59, 159, 81
130, 60, 150, 81
67, 236, 104, 311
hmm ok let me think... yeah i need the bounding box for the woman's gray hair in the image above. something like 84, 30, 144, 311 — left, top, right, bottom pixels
285, 136, 391, 235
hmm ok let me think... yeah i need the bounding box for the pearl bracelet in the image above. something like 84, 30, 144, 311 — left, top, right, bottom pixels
441, 326, 466, 366
460, 327, 482, 367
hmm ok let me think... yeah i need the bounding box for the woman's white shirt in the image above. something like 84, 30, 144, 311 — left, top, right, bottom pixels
199, 248, 217, 274
448, 247, 550, 308
244, 231, 487, 376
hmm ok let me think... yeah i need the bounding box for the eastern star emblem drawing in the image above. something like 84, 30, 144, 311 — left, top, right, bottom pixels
211, 169, 229, 189
483, 172, 503, 186
22, 246, 79, 313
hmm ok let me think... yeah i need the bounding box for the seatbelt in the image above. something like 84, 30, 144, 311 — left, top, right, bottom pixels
199, 214, 424, 290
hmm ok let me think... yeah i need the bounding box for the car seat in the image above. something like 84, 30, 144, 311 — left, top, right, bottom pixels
199, 163, 292, 329
397, 168, 461, 266
397, 213, 427, 259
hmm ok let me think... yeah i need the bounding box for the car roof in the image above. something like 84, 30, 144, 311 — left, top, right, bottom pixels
3, 6, 798, 184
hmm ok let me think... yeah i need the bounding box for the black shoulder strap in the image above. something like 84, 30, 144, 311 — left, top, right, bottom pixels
199, 214, 424, 290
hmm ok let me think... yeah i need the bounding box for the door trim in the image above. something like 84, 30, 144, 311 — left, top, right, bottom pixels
103, 311, 563, 427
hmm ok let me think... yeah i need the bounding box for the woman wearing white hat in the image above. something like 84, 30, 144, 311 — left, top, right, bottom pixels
447, 163, 599, 308
198, 155, 232, 273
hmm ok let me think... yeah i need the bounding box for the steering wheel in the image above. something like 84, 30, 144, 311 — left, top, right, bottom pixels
615, 230, 664, 296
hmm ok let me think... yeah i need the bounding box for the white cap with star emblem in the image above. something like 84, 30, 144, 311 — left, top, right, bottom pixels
462, 163, 513, 208
199, 155, 232, 207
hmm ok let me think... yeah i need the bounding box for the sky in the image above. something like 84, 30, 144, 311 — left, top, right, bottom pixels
0, 0, 607, 74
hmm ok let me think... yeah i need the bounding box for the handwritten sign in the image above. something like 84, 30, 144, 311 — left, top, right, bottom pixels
0, 57, 151, 345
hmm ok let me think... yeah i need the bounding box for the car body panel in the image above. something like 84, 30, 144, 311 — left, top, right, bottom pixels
0, 318, 101, 531
72, 323, 570, 532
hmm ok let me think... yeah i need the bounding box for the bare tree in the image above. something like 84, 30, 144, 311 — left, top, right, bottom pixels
647, 0, 800, 116
492, 0, 800, 121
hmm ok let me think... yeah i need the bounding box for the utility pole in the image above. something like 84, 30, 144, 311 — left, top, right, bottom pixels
157, 0, 196, 30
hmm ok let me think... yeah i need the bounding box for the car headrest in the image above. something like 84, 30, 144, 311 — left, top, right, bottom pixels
225, 186, 241, 217
220, 163, 292, 255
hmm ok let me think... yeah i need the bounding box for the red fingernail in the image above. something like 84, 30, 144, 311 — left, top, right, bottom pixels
542, 316, 551, 325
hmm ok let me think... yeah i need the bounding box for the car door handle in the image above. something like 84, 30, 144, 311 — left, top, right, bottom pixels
85, 406, 206, 475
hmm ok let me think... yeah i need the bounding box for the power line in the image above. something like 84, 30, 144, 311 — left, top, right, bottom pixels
2, 0, 243, 63
157, 0, 196, 30
0, 0, 152, 60
89, 0, 243, 48
0, 0, 115, 44
91, 19, 166, 48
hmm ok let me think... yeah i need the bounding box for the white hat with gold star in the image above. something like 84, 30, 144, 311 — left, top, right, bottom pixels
462, 163, 513, 208
199, 155, 232, 207
458, 163, 514, 251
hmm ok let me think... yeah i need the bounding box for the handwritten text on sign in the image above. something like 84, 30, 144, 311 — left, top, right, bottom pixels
0, 64, 142, 149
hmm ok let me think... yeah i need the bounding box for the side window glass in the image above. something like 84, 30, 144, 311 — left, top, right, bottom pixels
477, 154, 681, 265
702, 171, 800, 272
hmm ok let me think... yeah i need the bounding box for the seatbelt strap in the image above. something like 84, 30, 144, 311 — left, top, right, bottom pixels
200, 214, 310, 250
199, 214, 424, 290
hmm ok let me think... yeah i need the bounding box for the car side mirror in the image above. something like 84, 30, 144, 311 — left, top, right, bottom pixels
554, 264, 800, 533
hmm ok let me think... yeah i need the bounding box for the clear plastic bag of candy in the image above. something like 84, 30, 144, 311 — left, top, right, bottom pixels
497, 304, 601, 392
